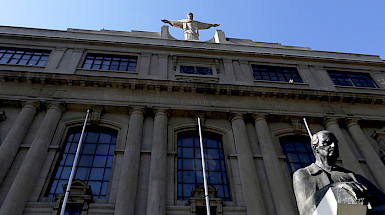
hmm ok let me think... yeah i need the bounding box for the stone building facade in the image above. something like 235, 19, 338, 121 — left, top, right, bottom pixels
0, 25, 384, 215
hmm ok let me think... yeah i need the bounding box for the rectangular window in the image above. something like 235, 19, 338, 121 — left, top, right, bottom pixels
82, 54, 137, 72
180, 65, 213, 76
328, 70, 378, 88
252, 65, 302, 83
0, 47, 50, 66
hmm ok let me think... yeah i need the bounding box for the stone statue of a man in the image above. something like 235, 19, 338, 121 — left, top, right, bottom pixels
293, 130, 385, 215
162, 13, 219, 41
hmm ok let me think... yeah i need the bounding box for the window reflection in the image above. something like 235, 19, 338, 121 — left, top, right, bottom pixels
280, 135, 314, 176
82, 54, 137, 72
252, 65, 302, 83
47, 127, 117, 198
328, 70, 378, 88
0, 47, 50, 66
177, 131, 231, 201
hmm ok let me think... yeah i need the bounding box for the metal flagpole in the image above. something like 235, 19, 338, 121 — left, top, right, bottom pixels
303, 118, 313, 138
60, 109, 91, 215
197, 117, 211, 215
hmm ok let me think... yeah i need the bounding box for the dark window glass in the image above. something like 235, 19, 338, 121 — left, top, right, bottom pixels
280, 135, 314, 177
47, 127, 117, 198
64, 207, 81, 215
328, 70, 378, 88
180, 65, 213, 75
0, 47, 50, 66
252, 65, 302, 83
177, 131, 231, 201
82, 54, 137, 72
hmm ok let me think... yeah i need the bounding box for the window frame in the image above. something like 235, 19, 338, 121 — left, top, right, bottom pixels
251, 64, 303, 84
176, 130, 231, 201
175, 63, 219, 83
327, 69, 379, 88
172, 56, 220, 83
80, 52, 139, 73
170, 125, 235, 206
45, 126, 118, 201
279, 135, 314, 177
0, 46, 51, 67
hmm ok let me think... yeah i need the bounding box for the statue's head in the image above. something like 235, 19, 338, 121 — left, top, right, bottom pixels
311, 130, 339, 164
187, 12, 193, 20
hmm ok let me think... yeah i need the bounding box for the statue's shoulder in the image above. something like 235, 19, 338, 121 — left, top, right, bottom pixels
293, 164, 315, 181
294, 163, 319, 178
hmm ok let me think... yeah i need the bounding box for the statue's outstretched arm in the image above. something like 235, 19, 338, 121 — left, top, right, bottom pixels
161, 19, 183, 29
161, 19, 170, 24
197, 21, 220, 30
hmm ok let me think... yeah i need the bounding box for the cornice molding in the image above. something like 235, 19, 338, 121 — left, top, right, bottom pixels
0, 70, 384, 106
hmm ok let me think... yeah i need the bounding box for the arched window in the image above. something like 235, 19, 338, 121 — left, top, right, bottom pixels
47, 127, 117, 198
177, 130, 231, 201
280, 135, 314, 176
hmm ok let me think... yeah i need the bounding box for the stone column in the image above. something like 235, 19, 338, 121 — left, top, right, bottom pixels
0, 102, 39, 185
346, 119, 385, 191
253, 114, 296, 215
324, 118, 366, 176
115, 108, 145, 215
0, 103, 63, 215
146, 109, 168, 215
230, 113, 266, 215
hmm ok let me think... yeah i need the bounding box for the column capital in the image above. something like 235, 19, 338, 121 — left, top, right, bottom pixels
222, 58, 233, 63
239, 59, 249, 65
129, 106, 146, 116
22, 101, 40, 110
47, 102, 66, 112
230, 112, 245, 122
345, 118, 360, 127
153, 107, 170, 117
323, 117, 340, 127
140, 53, 152, 57
158, 54, 169, 59
313, 65, 325, 70
252, 113, 268, 122
298, 64, 310, 69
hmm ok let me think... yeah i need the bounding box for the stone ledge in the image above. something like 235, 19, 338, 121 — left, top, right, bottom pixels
1, 71, 383, 105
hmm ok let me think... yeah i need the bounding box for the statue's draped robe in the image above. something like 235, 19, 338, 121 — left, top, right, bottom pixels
168, 19, 213, 40
293, 163, 385, 215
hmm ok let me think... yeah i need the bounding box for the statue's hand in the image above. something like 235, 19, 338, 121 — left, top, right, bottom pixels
332, 182, 368, 203
161, 19, 169, 23
212, 24, 220, 27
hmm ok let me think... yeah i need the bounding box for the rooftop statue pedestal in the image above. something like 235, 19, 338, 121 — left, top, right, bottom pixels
313, 187, 367, 215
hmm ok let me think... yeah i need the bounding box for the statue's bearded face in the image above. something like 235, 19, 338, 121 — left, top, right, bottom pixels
316, 133, 339, 162
187, 13, 193, 20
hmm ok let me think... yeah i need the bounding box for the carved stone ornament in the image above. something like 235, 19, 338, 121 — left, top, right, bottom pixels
189, 184, 223, 215
51, 180, 93, 215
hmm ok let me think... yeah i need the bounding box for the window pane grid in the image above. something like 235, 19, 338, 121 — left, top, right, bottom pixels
280, 136, 314, 177
48, 128, 117, 198
82, 54, 137, 72
0, 47, 50, 66
328, 70, 378, 88
177, 131, 231, 201
180, 65, 213, 75
252, 65, 302, 83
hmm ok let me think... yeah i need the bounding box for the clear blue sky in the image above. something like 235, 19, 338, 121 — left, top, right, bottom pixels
2, 0, 385, 59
